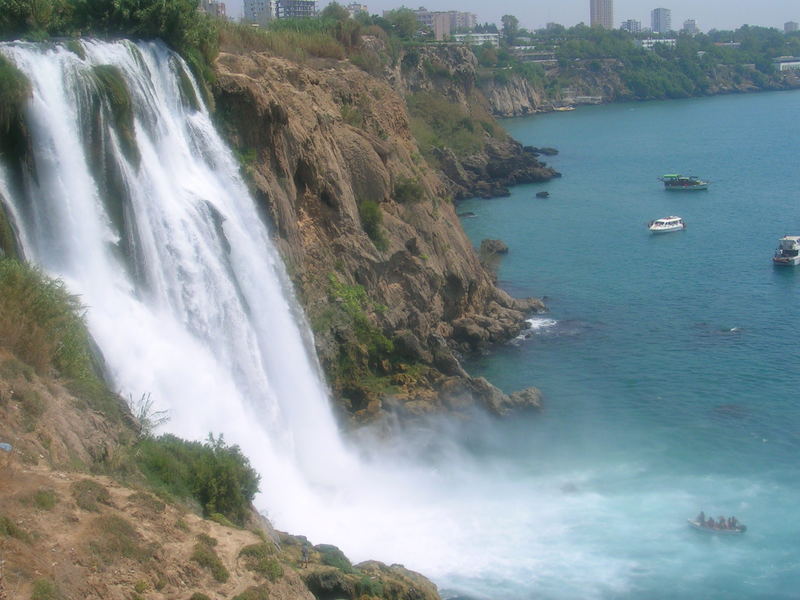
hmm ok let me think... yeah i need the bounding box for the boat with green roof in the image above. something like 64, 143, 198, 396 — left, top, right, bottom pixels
659, 174, 709, 190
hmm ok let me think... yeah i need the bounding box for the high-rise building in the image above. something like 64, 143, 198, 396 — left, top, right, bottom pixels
682, 19, 698, 34
243, 0, 272, 25
276, 0, 316, 19
590, 0, 614, 29
786, 21, 799, 33
409, 8, 477, 40
346, 3, 368, 18
201, 0, 227, 18
651, 8, 671, 34
621, 19, 641, 34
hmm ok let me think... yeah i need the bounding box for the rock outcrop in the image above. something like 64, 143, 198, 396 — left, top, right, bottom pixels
213, 50, 545, 421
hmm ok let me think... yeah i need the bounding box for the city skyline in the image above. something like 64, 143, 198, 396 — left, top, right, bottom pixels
222, 0, 798, 33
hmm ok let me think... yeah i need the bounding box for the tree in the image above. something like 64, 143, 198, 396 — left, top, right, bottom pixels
501, 14, 518, 46
384, 8, 418, 39
321, 1, 350, 22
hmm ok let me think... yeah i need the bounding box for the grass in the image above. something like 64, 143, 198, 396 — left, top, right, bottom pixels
191, 539, 229, 582
316, 543, 354, 573
128, 491, 166, 514
20, 488, 59, 510
358, 199, 388, 251
88, 514, 156, 564
239, 543, 283, 582
17, 385, 46, 432
71, 478, 112, 512
232, 586, 270, 600
218, 21, 345, 62
0, 259, 95, 381
32, 578, 62, 600
0, 514, 31, 542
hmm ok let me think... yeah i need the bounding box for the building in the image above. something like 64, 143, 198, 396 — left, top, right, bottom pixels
452, 33, 500, 47
786, 22, 799, 33
620, 19, 641, 34
243, 0, 272, 25
410, 8, 477, 41
201, 0, 227, 18
651, 8, 671, 34
773, 56, 800, 71
346, 3, 368, 17
636, 38, 676, 50
682, 19, 698, 35
276, 0, 316, 18
590, 0, 614, 29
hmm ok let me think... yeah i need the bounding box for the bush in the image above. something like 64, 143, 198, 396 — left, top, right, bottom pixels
22, 488, 59, 510
240, 543, 283, 581
32, 578, 62, 600
88, 514, 155, 563
232, 586, 270, 600
71, 479, 112, 512
357, 200, 387, 251
0, 259, 94, 380
316, 543, 354, 573
393, 176, 425, 203
0, 514, 30, 541
0, 54, 30, 136
135, 433, 260, 526
92, 64, 139, 165
191, 540, 229, 582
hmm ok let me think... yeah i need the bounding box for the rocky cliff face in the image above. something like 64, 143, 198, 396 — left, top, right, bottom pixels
213, 51, 544, 421
477, 58, 800, 117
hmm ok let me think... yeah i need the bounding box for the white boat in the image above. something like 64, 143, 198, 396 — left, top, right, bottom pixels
688, 519, 747, 535
772, 235, 800, 266
648, 216, 685, 233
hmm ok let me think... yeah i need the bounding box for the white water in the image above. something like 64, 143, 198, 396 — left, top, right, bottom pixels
0, 39, 665, 600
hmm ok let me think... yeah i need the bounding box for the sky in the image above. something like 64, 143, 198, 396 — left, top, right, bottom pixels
225, 0, 798, 32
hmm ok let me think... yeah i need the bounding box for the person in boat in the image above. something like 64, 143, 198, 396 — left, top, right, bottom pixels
696, 511, 706, 525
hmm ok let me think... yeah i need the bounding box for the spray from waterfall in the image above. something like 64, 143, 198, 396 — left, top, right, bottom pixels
0, 39, 635, 599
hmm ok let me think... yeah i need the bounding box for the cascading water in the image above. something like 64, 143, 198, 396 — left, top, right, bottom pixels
0, 39, 693, 600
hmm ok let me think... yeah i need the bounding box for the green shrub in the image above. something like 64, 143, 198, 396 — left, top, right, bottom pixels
357, 575, 384, 598
316, 543, 354, 573
357, 199, 387, 251
0, 514, 30, 541
32, 578, 62, 600
71, 478, 112, 512
191, 540, 229, 582
128, 491, 166, 514
88, 514, 155, 563
232, 586, 270, 600
393, 176, 424, 203
135, 433, 259, 526
0, 259, 95, 381
22, 488, 59, 510
17, 386, 46, 431
189, 594, 211, 600
240, 543, 283, 581
196, 533, 218, 547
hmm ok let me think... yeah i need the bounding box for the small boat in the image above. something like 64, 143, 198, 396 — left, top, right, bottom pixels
536, 191, 550, 198
648, 216, 685, 233
553, 105, 575, 112
688, 519, 747, 534
772, 235, 800, 266
660, 174, 709, 190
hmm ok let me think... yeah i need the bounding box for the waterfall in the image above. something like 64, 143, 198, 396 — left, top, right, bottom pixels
0, 37, 361, 514
0, 39, 629, 599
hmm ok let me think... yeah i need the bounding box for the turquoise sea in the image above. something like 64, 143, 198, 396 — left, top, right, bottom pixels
454, 90, 800, 599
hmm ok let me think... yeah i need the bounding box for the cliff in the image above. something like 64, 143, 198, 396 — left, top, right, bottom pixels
476, 57, 800, 117
0, 348, 439, 600
213, 49, 546, 422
